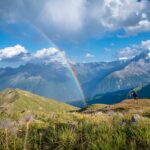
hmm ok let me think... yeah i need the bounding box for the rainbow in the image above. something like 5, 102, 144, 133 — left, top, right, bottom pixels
27, 23, 87, 107
66, 62, 87, 107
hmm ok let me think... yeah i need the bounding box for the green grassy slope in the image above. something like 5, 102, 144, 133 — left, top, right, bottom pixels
138, 83, 150, 98
0, 88, 77, 115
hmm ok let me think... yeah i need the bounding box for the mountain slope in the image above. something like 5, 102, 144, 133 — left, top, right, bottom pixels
0, 63, 83, 102
0, 88, 77, 114
70, 83, 150, 107
88, 83, 150, 105
92, 51, 150, 96
138, 83, 150, 98
74, 60, 130, 98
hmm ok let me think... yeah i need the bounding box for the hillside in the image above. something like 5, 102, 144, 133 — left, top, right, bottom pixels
81, 99, 150, 116
0, 88, 77, 115
138, 83, 150, 98
70, 83, 150, 107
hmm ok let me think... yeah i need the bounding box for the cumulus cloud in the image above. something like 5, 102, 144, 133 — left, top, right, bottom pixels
0, 0, 150, 41
0, 45, 67, 64
34, 48, 67, 64
117, 40, 150, 60
85, 53, 95, 58
34, 48, 59, 58
0, 44, 28, 61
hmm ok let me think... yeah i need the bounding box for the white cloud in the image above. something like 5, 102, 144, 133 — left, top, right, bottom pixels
0, 0, 150, 41
85, 53, 95, 58
34, 47, 67, 64
117, 40, 150, 60
0, 44, 27, 61
0, 45, 67, 64
34, 48, 59, 58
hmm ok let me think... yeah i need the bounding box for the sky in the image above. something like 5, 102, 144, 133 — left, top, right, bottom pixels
0, 0, 150, 67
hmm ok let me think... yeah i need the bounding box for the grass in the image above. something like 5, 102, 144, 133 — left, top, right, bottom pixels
0, 89, 150, 150
0, 112, 150, 150
0, 88, 77, 116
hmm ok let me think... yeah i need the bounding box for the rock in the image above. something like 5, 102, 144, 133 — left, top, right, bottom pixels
131, 114, 143, 124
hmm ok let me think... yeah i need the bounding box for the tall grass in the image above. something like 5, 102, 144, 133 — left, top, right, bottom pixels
0, 112, 150, 150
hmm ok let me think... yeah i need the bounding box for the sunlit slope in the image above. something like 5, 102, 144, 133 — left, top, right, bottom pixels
81, 99, 150, 114
0, 88, 77, 114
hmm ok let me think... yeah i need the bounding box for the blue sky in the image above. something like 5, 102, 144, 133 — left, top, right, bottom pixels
0, 0, 150, 66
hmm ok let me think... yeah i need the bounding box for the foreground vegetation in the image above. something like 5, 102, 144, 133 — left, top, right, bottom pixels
0, 110, 150, 150
0, 89, 150, 150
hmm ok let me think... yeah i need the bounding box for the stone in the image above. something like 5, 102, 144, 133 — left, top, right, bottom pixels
131, 114, 143, 124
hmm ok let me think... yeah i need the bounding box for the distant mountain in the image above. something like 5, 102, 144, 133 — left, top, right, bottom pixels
0, 59, 129, 102
0, 51, 149, 104
86, 51, 150, 97
73, 60, 130, 98
0, 88, 77, 114
0, 63, 83, 102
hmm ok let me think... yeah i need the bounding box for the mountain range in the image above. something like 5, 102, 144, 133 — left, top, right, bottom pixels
0, 50, 149, 105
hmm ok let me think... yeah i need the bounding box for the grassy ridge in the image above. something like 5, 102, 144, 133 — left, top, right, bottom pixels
0, 88, 77, 115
